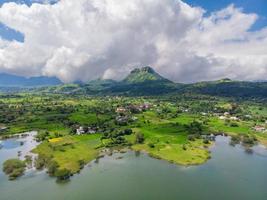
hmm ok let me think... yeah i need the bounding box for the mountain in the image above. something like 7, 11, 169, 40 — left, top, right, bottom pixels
27, 66, 267, 99
0, 73, 62, 87
123, 66, 171, 84
109, 67, 178, 95
43, 67, 178, 96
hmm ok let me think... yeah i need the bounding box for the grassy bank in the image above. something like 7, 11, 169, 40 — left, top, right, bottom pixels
32, 134, 101, 174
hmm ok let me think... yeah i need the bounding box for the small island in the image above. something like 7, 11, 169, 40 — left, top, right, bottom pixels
3, 159, 26, 180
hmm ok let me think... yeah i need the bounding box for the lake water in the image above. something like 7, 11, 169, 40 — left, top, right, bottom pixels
0, 135, 267, 200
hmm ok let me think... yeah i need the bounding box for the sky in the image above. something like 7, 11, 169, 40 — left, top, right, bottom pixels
185, 0, 267, 30
0, 0, 267, 83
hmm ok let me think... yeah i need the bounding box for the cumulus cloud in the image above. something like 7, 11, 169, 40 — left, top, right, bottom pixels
0, 0, 266, 83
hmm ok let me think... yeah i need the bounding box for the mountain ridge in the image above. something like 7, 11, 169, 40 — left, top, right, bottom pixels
1, 67, 267, 99
0, 73, 62, 87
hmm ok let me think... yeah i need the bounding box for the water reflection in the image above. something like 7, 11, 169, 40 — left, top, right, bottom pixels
0, 134, 266, 200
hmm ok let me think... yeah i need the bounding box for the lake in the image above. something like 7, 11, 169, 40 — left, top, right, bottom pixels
0, 134, 267, 200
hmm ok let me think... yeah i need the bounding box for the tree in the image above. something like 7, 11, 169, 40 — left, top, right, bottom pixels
55, 168, 71, 181
148, 143, 155, 148
187, 121, 203, 135
47, 161, 59, 176
135, 133, 145, 144
3, 159, 26, 180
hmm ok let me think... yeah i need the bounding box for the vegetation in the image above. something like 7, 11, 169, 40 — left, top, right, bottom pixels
23, 66, 267, 98
1, 69, 267, 180
3, 159, 26, 180
32, 135, 101, 174
135, 133, 145, 144
123, 66, 171, 84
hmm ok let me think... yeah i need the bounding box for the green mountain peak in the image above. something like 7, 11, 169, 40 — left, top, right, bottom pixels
123, 66, 171, 84
217, 78, 233, 83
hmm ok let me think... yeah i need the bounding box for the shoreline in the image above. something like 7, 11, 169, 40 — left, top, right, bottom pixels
1, 130, 266, 181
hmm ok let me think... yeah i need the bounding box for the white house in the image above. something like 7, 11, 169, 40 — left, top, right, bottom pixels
88, 127, 96, 134
219, 116, 226, 120
76, 127, 85, 135
116, 107, 127, 113
253, 126, 266, 132
230, 116, 239, 121
245, 115, 252, 119
0, 126, 7, 132
224, 112, 230, 116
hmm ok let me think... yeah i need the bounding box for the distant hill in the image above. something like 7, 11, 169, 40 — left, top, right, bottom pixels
183, 80, 267, 99
0, 73, 62, 87
14, 66, 267, 99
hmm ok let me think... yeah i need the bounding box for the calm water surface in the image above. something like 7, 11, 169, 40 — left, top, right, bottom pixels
0, 135, 267, 200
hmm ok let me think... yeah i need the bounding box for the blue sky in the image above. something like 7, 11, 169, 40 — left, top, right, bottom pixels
184, 0, 267, 30
0, 0, 266, 42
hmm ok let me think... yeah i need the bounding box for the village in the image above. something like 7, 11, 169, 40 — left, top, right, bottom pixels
74, 102, 152, 135
69, 100, 267, 138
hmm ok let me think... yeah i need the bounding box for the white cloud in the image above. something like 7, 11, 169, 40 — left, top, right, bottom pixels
0, 0, 266, 83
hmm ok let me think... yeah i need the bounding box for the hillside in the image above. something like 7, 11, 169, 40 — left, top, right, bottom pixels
44, 67, 178, 96
183, 79, 267, 99
3, 67, 267, 99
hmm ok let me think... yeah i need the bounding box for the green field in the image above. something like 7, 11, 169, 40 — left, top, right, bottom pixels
33, 134, 101, 173
1, 94, 266, 179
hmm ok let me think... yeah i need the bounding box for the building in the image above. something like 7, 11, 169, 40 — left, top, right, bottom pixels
132, 116, 138, 121
116, 107, 127, 113
0, 126, 8, 132
230, 116, 239, 121
224, 112, 230, 116
245, 115, 252, 119
87, 127, 96, 134
76, 126, 97, 135
115, 115, 130, 125
76, 127, 85, 135
140, 103, 151, 110
253, 126, 266, 132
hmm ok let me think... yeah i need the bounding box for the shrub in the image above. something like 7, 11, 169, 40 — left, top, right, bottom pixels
36, 131, 50, 142
78, 160, 86, 169
244, 147, 253, 154
148, 143, 155, 148
24, 155, 33, 166
135, 133, 145, 144
123, 129, 133, 135
47, 161, 59, 176
242, 135, 257, 147
187, 121, 203, 135
187, 135, 195, 141
3, 159, 26, 180
230, 122, 239, 127
34, 154, 52, 170
55, 168, 71, 181
230, 135, 241, 146
203, 139, 210, 144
